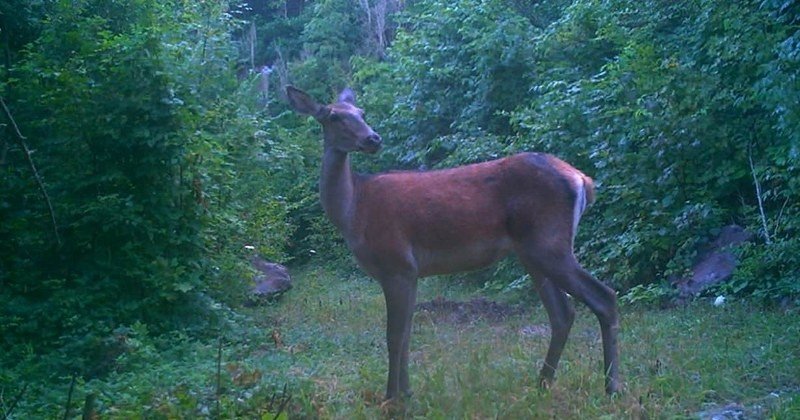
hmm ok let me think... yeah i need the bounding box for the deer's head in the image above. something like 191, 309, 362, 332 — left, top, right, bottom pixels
286, 86, 382, 154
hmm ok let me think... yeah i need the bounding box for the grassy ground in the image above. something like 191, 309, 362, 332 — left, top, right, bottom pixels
245, 265, 800, 419
4, 264, 799, 418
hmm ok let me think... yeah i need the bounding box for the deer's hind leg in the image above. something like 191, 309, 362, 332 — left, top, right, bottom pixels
529, 273, 576, 389
516, 240, 620, 394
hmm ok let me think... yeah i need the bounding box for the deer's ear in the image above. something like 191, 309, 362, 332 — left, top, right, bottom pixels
338, 87, 356, 105
286, 86, 322, 116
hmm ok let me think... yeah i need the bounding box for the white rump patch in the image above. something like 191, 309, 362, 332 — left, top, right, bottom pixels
572, 173, 586, 240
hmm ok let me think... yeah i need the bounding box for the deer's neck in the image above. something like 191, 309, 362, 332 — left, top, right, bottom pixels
320, 147, 355, 233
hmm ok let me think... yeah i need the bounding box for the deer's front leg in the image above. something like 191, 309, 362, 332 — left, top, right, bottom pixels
380, 277, 418, 400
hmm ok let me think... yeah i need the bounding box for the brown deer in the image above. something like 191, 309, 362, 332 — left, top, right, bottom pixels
286, 86, 620, 400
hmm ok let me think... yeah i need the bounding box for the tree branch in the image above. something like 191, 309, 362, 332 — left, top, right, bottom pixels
1, 96, 62, 247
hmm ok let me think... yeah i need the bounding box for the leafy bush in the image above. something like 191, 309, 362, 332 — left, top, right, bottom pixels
507, 0, 797, 292
352, 0, 800, 301
354, 0, 538, 168
619, 283, 675, 307
727, 239, 800, 301
0, 0, 295, 378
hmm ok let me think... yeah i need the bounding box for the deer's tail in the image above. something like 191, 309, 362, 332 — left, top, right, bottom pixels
572, 172, 595, 240
582, 174, 596, 208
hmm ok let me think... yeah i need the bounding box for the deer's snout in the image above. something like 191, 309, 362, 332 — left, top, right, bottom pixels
359, 133, 382, 153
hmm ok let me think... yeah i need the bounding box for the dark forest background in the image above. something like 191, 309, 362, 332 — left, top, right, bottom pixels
1, 0, 798, 403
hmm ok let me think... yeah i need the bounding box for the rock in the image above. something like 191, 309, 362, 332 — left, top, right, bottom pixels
697, 403, 746, 420
673, 225, 752, 298
251, 256, 292, 300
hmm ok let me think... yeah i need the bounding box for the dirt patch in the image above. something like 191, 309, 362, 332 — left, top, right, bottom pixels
416, 297, 526, 324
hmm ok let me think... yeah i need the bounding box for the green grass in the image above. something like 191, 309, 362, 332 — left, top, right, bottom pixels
251, 266, 799, 419
3, 264, 799, 418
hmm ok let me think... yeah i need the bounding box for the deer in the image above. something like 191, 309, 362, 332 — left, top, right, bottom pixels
285, 86, 620, 401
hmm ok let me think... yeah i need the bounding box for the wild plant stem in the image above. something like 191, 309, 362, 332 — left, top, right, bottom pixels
748, 145, 771, 244
63, 374, 76, 420
216, 337, 223, 418
273, 384, 291, 420
2, 383, 28, 420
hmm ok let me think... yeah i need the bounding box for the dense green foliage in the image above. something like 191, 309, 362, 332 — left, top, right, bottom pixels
1, 0, 289, 376
1, 0, 798, 416
352, 0, 800, 296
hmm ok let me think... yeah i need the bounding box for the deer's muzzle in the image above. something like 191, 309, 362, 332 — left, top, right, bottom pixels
358, 133, 382, 154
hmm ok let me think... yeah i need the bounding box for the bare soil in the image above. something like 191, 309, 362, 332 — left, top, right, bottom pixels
415, 297, 527, 324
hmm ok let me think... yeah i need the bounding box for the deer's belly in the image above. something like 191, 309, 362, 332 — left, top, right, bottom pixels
413, 236, 513, 277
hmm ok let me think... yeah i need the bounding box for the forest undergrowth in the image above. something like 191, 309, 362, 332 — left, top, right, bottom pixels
3, 264, 798, 419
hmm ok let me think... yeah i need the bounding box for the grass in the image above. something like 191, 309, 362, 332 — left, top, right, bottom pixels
253, 265, 799, 419
3, 263, 799, 418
